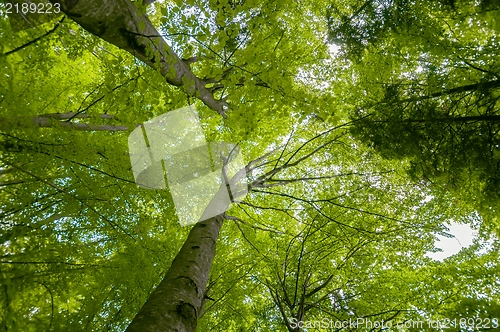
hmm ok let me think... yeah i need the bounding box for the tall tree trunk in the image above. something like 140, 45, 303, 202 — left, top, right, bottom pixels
50, 0, 228, 117
125, 159, 250, 331
125, 215, 224, 332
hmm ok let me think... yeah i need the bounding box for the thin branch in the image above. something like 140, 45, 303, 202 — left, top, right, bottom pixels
457, 56, 500, 79
225, 214, 284, 235
0, 115, 138, 131
5, 162, 135, 240
39, 112, 116, 120
3, 17, 65, 56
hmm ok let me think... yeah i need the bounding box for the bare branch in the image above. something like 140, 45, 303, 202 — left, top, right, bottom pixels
225, 214, 284, 235
2, 17, 65, 56
39, 112, 116, 120
0, 115, 137, 131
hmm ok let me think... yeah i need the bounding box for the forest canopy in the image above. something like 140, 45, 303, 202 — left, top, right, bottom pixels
1, 0, 499, 331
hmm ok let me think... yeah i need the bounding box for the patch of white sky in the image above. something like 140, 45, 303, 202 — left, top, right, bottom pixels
426, 221, 476, 261
425, 209, 497, 261
399, 190, 484, 261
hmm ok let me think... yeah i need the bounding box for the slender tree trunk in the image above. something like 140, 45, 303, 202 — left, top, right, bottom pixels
0, 115, 134, 131
125, 215, 224, 332
125, 160, 250, 331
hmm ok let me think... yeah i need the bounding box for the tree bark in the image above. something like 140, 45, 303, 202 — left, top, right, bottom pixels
49, 0, 228, 117
125, 215, 224, 332
125, 156, 257, 331
0, 115, 134, 131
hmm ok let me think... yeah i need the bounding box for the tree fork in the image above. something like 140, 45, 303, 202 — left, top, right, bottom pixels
49, 0, 228, 117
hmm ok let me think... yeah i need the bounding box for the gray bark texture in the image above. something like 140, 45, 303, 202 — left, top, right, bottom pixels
125, 215, 224, 332
49, 0, 228, 117
0, 115, 133, 131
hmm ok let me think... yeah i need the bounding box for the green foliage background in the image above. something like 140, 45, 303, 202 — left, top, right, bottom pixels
1, 0, 499, 331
